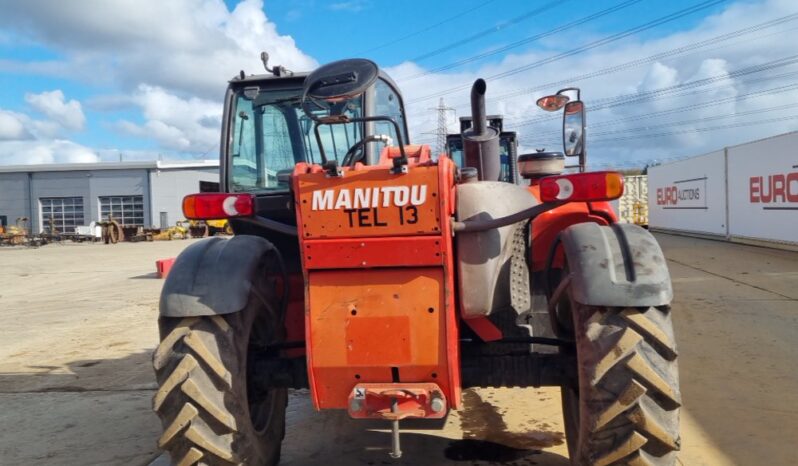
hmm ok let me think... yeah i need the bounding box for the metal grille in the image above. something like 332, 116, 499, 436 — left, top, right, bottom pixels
40, 197, 84, 233
99, 195, 144, 226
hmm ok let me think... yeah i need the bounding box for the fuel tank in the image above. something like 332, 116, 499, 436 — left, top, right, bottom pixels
455, 181, 538, 318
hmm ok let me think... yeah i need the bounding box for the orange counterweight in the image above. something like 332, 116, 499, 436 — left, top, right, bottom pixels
292, 158, 461, 413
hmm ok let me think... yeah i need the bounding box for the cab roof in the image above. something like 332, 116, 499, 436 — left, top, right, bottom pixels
228, 69, 403, 95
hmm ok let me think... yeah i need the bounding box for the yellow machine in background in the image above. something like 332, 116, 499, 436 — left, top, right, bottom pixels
187, 219, 233, 237
0, 217, 29, 245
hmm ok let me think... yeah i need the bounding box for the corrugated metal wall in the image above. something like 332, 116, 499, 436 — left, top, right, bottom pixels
0, 165, 218, 233
149, 167, 218, 228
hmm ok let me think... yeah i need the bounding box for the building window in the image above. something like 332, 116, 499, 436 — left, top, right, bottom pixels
40, 197, 85, 233
99, 195, 145, 226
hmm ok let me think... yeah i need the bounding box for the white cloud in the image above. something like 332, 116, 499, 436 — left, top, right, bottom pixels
115, 84, 221, 152
0, 100, 80, 142
0, 110, 32, 140
0, 89, 95, 164
2, 0, 797, 168
388, 0, 798, 167
0, 0, 317, 99
0, 0, 316, 165
25, 89, 85, 131
0, 140, 99, 164
639, 62, 679, 92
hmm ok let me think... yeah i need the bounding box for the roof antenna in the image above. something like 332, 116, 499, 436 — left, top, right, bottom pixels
261, 51, 293, 77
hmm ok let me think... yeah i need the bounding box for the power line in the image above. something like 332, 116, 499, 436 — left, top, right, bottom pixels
507, 54, 798, 128
358, 0, 498, 54
528, 113, 798, 147
590, 114, 798, 143
409, 0, 568, 64
419, 69, 798, 149
595, 102, 798, 135
532, 81, 798, 138
408, 0, 729, 104
403, 0, 642, 79
448, 12, 798, 110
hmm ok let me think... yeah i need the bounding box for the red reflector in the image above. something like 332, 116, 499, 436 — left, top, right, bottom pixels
182, 193, 254, 220
539, 171, 624, 203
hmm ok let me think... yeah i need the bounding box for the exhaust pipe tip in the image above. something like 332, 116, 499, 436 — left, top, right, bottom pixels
473, 78, 486, 95
463, 78, 500, 181
470, 79, 488, 135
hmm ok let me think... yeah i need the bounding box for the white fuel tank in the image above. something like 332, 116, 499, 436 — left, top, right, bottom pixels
455, 181, 538, 318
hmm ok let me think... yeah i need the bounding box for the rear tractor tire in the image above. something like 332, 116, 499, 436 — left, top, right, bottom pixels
152, 270, 287, 465
558, 292, 680, 465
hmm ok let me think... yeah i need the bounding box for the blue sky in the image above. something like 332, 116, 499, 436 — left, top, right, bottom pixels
0, 0, 796, 167
262, 0, 728, 65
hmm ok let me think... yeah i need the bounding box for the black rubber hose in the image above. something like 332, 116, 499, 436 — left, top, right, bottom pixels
452, 202, 563, 233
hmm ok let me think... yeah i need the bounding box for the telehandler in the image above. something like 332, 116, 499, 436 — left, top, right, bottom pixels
154, 56, 679, 465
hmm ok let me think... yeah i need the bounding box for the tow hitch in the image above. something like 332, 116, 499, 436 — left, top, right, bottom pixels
347, 383, 447, 459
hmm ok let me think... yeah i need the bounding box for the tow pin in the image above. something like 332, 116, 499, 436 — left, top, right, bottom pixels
389, 398, 402, 459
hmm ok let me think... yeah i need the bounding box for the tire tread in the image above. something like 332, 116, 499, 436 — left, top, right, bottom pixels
573, 306, 680, 465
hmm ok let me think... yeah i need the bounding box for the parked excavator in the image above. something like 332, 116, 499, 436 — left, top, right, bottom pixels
153, 56, 679, 465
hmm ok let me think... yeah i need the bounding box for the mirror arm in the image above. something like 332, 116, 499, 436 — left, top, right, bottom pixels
312, 122, 329, 164
557, 87, 581, 101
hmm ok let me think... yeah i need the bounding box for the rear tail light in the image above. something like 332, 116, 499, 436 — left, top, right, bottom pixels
182, 193, 254, 220
539, 171, 624, 202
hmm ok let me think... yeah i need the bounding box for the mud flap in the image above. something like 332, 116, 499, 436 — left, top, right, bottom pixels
159, 235, 278, 317
559, 223, 672, 307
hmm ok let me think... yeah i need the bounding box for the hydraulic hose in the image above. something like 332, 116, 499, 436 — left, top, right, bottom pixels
452, 202, 563, 233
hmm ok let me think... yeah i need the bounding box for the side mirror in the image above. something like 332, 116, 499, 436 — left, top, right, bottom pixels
563, 100, 585, 157
301, 58, 378, 120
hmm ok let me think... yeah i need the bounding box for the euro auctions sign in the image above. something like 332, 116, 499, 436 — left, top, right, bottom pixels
727, 132, 798, 245
749, 170, 798, 206
655, 177, 707, 209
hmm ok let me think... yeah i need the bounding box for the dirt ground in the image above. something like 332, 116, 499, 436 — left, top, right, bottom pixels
0, 233, 796, 465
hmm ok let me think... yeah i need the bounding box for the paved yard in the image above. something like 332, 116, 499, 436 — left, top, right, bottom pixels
0, 233, 796, 465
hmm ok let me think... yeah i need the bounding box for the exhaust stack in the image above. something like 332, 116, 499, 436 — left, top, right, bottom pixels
462, 79, 500, 181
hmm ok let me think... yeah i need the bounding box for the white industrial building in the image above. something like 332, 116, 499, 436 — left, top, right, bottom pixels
0, 160, 219, 233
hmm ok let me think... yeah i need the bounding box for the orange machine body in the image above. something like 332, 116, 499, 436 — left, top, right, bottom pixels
292, 152, 461, 412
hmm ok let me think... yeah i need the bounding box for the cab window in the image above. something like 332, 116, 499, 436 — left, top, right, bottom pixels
372, 79, 407, 150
